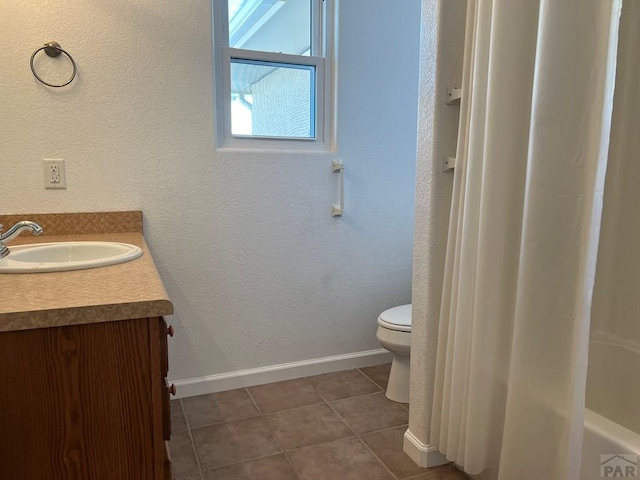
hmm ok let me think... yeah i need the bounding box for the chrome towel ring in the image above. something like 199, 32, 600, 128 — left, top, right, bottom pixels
30, 41, 77, 88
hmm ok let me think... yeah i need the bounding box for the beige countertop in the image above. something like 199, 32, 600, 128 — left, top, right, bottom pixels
0, 232, 173, 332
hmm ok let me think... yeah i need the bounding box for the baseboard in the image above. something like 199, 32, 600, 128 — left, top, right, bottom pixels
172, 349, 392, 399
403, 428, 449, 468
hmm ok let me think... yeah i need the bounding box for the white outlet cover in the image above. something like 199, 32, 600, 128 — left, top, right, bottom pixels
43, 158, 67, 189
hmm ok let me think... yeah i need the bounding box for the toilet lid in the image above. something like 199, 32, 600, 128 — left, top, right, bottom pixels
377, 304, 412, 332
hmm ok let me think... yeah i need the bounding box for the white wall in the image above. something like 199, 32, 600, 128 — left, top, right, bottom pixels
0, 1, 422, 383
407, 0, 466, 464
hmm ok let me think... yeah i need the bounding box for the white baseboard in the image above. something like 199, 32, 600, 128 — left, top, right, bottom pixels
172, 349, 392, 399
403, 428, 449, 468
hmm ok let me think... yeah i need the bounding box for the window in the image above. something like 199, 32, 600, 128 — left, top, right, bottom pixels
213, 0, 335, 150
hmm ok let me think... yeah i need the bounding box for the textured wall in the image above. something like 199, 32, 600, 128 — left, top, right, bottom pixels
0, 0, 422, 381
409, 0, 466, 449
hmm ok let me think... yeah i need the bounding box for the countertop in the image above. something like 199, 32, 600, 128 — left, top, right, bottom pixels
0, 232, 173, 332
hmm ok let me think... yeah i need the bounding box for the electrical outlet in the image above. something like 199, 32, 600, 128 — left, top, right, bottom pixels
43, 158, 66, 189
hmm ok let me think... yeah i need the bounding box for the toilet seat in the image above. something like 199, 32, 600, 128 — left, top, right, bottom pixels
377, 304, 411, 332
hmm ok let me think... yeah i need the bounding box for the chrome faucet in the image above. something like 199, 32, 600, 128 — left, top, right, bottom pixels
0, 221, 44, 259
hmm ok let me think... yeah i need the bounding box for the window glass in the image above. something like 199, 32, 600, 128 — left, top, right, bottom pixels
214, 0, 333, 148
228, 0, 311, 56
230, 59, 315, 138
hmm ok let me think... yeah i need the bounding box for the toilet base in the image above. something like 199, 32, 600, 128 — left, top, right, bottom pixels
385, 354, 410, 404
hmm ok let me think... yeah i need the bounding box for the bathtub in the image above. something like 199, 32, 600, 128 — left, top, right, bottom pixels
454, 333, 639, 479
581, 332, 640, 479
451, 408, 638, 480
581, 410, 640, 479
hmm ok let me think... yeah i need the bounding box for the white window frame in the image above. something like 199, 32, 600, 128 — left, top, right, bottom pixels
212, 0, 336, 151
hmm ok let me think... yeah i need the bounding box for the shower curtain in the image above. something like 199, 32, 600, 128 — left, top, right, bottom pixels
430, 1, 623, 479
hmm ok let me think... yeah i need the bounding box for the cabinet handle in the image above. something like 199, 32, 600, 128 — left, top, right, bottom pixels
169, 384, 177, 396
167, 325, 174, 337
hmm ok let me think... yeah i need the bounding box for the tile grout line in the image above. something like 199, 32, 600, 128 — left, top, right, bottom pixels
324, 396, 401, 480
244, 387, 264, 415
326, 390, 391, 403
320, 368, 415, 480
249, 376, 391, 479
355, 367, 389, 391
357, 366, 391, 389
174, 366, 447, 480
178, 398, 205, 478
253, 400, 328, 417
356, 367, 425, 477
185, 416, 262, 433
361, 423, 409, 437
402, 464, 469, 480
180, 389, 263, 431
359, 367, 410, 414
194, 388, 288, 474
199, 450, 303, 476
282, 433, 367, 452
244, 387, 304, 480
322, 389, 388, 406
356, 367, 384, 387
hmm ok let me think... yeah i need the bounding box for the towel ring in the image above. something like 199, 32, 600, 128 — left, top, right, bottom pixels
30, 41, 77, 88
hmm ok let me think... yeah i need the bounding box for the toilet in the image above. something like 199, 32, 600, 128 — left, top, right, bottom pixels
376, 304, 412, 403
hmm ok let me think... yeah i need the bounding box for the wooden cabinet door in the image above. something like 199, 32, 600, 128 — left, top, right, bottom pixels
0, 319, 157, 480
149, 317, 173, 478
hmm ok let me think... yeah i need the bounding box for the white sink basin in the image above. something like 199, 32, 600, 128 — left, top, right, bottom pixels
0, 241, 143, 273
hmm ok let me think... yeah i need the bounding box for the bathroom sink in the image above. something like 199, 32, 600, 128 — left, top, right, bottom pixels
0, 241, 143, 273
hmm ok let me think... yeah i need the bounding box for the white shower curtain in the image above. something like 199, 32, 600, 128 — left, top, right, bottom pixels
430, 1, 622, 479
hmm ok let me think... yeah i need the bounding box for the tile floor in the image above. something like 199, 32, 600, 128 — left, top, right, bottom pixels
169, 364, 468, 480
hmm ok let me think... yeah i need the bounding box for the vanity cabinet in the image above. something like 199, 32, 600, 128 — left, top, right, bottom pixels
0, 316, 174, 479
